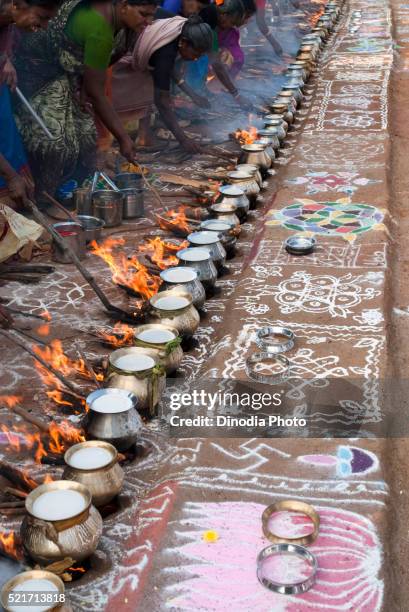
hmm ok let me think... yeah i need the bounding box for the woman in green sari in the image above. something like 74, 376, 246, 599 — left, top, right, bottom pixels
14, 0, 158, 199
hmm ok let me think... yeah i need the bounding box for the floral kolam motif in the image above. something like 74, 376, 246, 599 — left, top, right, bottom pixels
266, 197, 385, 242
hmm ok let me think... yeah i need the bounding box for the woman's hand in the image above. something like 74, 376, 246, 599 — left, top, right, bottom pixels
7, 175, 34, 204
233, 93, 254, 112
1, 59, 17, 91
180, 138, 204, 155
190, 92, 211, 109
118, 135, 137, 163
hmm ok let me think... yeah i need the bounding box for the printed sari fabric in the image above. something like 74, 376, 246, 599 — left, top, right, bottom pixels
0, 25, 30, 198
13, 0, 98, 196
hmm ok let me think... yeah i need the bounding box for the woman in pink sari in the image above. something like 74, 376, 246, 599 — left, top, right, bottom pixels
112, 14, 213, 154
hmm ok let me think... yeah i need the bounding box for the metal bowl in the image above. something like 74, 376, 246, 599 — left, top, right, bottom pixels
1, 570, 66, 612
77, 215, 105, 243
285, 235, 316, 255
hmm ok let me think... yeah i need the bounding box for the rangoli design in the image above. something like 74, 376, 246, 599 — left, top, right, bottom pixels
266, 197, 385, 241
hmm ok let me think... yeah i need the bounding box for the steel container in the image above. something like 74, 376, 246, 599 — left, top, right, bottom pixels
239, 144, 272, 177
52, 221, 86, 263
84, 388, 143, 450
200, 219, 237, 255
92, 190, 123, 227
121, 188, 145, 219
214, 185, 250, 221
133, 322, 184, 374
209, 203, 240, 229
226, 170, 260, 207
77, 215, 105, 243
159, 266, 206, 310
149, 289, 200, 339
258, 127, 282, 150
187, 231, 227, 270
263, 115, 288, 139
235, 163, 263, 188
177, 247, 218, 291
115, 172, 143, 189
73, 187, 93, 216
106, 349, 165, 417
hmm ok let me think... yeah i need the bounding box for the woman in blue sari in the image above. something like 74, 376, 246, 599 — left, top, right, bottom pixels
0, 0, 61, 206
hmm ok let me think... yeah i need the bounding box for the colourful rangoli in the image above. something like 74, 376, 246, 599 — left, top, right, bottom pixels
266, 197, 385, 242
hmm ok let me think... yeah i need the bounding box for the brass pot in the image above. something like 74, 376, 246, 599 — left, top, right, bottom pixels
210, 203, 241, 229
269, 104, 294, 126
263, 116, 287, 140
187, 231, 227, 270
286, 65, 307, 83
235, 163, 263, 188
257, 129, 280, 151
177, 247, 218, 290
149, 289, 200, 339
226, 170, 260, 207
159, 266, 206, 310
214, 185, 250, 221
200, 219, 237, 254
84, 388, 142, 449
21, 481, 103, 564
274, 94, 297, 115
1, 571, 69, 612
133, 322, 184, 373
239, 144, 271, 177
281, 84, 303, 106
106, 348, 166, 416
63, 441, 124, 507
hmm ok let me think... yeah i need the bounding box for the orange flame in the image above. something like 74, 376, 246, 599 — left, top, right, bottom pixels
90, 238, 161, 298
0, 395, 23, 408
40, 310, 52, 321
1, 419, 85, 463
158, 206, 192, 233
98, 323, 135, 348
138, 237, 188, 270
234, 126, 258, 145
33, 340, 103, 394
36, 323, 50, 337
0, 532, 23, 560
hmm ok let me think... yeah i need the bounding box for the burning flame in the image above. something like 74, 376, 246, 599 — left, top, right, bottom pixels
1, 420, 85, 463
137, 237, 188, 270
0, 395, 22, 408
90, 238, 161, 298
158, 206, 193, 234
309, 0, 326, 26
36, 323, 51, 337
33, 339, 103, 399
40, 310, 52, 322
0, 532, 22, 560
234, 126, 258, 145
98, 323, 135, 348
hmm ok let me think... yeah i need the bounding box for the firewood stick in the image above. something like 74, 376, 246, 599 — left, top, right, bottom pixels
4, 487, 28, 499
22, 198, 141, 323
0, 329, 85, 399
42, 557, 75, 575
15, 328, 48, 347
6, 404, 50, 433
0, 501, 25, 508
0, 507, 26, 515
76, 349, 102, 390
1, 307, 48, 321
42, 191, 78, 223
0, 460, 39, 491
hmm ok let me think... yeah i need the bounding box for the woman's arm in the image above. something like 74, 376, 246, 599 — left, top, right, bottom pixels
208, 52, 253, 111
0, 154, 33, 203
154, 88, 203, 153
83, 66, 136, 162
